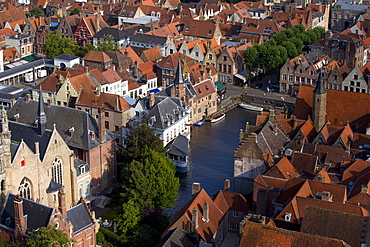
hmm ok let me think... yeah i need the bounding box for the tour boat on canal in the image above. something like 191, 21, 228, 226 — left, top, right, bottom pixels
209, 113, 226, 123
239, 103, 263, 112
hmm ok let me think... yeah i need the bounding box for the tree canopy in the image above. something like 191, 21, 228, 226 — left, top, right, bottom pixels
70, 8, 81, 16
42, 31, 80, 59
25, 225, 73, 247
244, 25, 325, 75
29, 7, 44, 18
96, 35, 119, 53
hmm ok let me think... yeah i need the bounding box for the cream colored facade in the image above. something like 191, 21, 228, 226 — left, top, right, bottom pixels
0, 112, 79, 209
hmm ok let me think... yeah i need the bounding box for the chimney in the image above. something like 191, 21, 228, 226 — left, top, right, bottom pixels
192, 208, 198, 231
321, 191, 332, 202
224, 179, 230, 191
84, 66, 89, 74
202, 201, 209, 222
10, 98, 15, 107
95, 12, 100, 33
192, 182, 201, 196
34, 142, 39, 155
361, 185, 369, 193
292, 116, 297, 131
96, 83, 101, 96
58, 189, 67, 218
98, 107, 107, 142
47, 98, 52, 106
25, 94, 31, 102
14, 195, 26, 240
115, 96, 120, 111
149, 92, 155, 108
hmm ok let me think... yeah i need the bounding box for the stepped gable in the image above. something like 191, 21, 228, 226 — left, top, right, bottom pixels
342, 160, 370, 184
239, 220, 349, 247
294, 86, 370, 131
275, 196, 368, 224
264, 157, 298, 180
300, 206, 368, 247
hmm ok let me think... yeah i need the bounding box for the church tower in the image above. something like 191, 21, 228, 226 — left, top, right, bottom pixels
170, 59, 186, 100
0, 106, 11, 206
313, 67, 327, 131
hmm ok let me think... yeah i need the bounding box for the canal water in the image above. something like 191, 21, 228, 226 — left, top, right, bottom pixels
166, 107, 259, 216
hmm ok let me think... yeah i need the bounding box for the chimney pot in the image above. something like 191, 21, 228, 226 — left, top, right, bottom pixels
224, 179, 230, 191
26, 94, 31, 102
192, 182, 201, 196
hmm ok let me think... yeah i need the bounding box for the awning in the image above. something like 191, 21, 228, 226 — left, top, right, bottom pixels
234, 71, 249, 82
149, 88, 160, 93
22, 54, 40, 62
214, 82, 226, 91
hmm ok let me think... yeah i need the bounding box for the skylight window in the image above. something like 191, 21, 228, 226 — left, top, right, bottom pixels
263, 27, 272, 34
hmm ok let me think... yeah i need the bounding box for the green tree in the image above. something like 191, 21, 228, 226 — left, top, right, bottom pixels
70, 8, 81, 16
75, 43, 95, 57
29, 7, 44, 18
272, 31, 288, 45
290, 37, 304, 54
25, 225, 73, 247
96, 35, 119, 53
116, 199, 141, 234
281, 41, 298, 59
119, 123, 164, 164
43, 31, 79, 59
292, 24, 305, 34
244, 46, 258, 72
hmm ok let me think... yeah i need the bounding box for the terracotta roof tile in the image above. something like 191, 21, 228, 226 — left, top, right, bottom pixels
140, 46, 162, 63
2, 47, 20, 63
0, 28, 18, 36
69, 74, 96, 92
156, 52, 195, 69
291, 152, 319, 178
294, 86, 370, 131
264, 157, 298, 179
83, 50, 112, 62
101, 69, 122, 83
239, 221, 349, 247
193, 79, 216, 100
120, 46, 142, 64
301, 206, 368, 247
76, 89, 130, 111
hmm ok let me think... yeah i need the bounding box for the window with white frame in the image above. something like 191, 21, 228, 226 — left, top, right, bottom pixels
52, 157, 63, 185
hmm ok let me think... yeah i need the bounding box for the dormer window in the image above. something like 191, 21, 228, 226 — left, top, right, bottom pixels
89, 130, 95, 140
284, 213, 291, 222
68, 127, 75, 136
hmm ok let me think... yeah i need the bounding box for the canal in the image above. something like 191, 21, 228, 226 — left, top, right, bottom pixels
166, 107, 259, 216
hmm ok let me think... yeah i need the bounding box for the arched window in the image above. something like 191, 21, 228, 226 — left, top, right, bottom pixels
18, 178, 32, 199
52, 157, 63, 185
85, 181, 90, 197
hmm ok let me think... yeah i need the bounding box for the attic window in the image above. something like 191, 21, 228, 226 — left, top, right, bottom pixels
263, 27, 272, 34
208, 30, 212, 35
89, 130, 95, 140
68, 127, 75, 136
284, 213, 291, 222
185, 27, 189, 32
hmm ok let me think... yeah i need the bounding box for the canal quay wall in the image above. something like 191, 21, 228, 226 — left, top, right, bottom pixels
213, 94, 295, 117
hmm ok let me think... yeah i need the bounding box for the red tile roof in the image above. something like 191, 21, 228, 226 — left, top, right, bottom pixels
76, 89, 130, 111
239, 221, 349, 247
264, 157, 298, 180
294, 86, 370, 131
83, 50, 112, 62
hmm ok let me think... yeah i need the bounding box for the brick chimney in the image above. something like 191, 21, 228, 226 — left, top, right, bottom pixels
149, 92, 155, 108
224, 179, 230, 191
47, 98, 52, 106
58, 189, 67, 218
98, 107, 106, 142
14, 195, 26, 241
192, 182, 201, 196
192, 208, 198, 231
202, 201, 209, 222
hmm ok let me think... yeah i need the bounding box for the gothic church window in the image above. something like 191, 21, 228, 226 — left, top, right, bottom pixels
18, 178, 32, 199
52, 157, 63, 185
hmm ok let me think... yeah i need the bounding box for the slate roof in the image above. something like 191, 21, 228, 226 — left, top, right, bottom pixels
0, 84, 30, 104
239, 221, 349, 247
9, 121, 52, 161
8, 98, 115, 150
0, 193, 53, 232
300, 206, 368, 247
66, 203, 94, 234
130, 33, 167, 46
255, 120, 289, 156
165, 134, 189, 156
54, 54, 79, 61
146, 96, 189, 130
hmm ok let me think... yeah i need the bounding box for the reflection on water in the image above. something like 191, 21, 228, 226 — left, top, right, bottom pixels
165, 107, 258, 216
